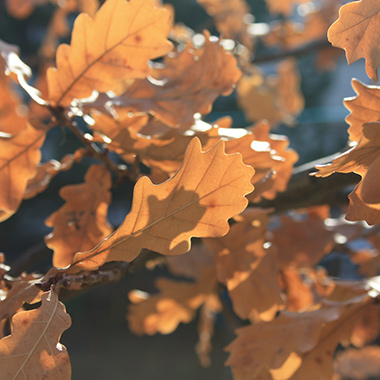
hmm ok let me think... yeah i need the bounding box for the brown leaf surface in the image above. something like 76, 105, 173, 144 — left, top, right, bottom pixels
0, 290, 71, 380
196, 0, 252, 49
47, 0, 173, 107
45, 164, 113, 268
67, 138, 254, 273
272, 206, 335, 268
204, 209, 284, 321
265, 0, 309, 15
0, 122, 45, 222
128, 267, 219, 335
334, 346, 380, 380
0, 276, 42, 322
328, 0, 380, 82
226, 295, 370, 380
315, 122, 380, 224
344, 79, 380, 143
237, 60, 304, 125
112, 32, 241, 127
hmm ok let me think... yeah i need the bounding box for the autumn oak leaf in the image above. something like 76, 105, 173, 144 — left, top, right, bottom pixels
45, 165, 113, 268
328, 0, 380, 82
0, 122, 45, 222
0, 290, 71, 380
67, 138, 254, 273
47, 0, 173, 107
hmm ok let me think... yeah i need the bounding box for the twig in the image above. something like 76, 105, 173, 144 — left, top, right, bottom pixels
253, 38, 332, 64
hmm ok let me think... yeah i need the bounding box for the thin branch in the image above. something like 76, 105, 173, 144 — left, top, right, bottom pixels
253, 38, 332, 64
254, 154, 361, 213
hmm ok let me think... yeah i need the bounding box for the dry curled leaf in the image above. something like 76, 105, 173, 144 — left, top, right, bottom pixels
45, 164, 113, 268
226, 295, 370, 380
344, 79, 380, 143
128, 267, 219, 335
47, 0, 173, 107
0, 290, 71, 380
66, 138, 254, 273
196, 0, 252, 50
112, 32, 241, 127
204, 209, 284, 322
0, 122, 45, 222
328, 0, 380, 82
315, 122, 380, 224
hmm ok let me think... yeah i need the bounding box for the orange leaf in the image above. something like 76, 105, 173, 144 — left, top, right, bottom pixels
328, 0, 380, 82
344, 79, 380, 143
0, 122, 45, 222
47, 0, 173, 107
45, 164, 113, 268
204, 209, 284, 321
113, 32, 241, 127
0, 290, 71, 380
67, 138, 254, 273
226, 295, 370, 380
128, 267, 218, 335
265, 0, 309, 15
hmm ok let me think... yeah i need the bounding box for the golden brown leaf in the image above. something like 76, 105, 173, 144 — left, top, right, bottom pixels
45, 164, 113, 268
237, 60, 304, 125
0, 122, 45, 222
328, 0, 380, 82
47, 0, 173, 107
350, 303, 380, 347
67, 138, 254, 273
196, 0, 252, 49
128, 267, 218, 335
344, 79, 380, 143
204, 209, 284, 321
272, 206, 335, 268
315, 122, 380, 224
334, 346, 380, 380
226, 295, 370, 380
0, 290, 71, 380
113, 32, 241, 127
265, 0, 308, 15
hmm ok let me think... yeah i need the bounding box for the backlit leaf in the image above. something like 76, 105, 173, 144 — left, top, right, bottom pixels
0, 122, 45, 222
328, 0, 380, 82
45, 165, 113, 268
47, 0, 173, 107
0, 290, 71, 380
67, 137, 254, 273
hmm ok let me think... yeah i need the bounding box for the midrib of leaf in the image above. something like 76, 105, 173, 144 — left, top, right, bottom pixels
56, 8, 164, 106
11, 292, 59, 380
0, 133, 43, 172
71, 172, 248, 267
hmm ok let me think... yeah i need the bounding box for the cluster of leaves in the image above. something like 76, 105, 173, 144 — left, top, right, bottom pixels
2, 0, 380, 379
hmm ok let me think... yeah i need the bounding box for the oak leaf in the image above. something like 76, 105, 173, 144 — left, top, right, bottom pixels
0, 122, 45, 222
112, 32, 241, 127
127, 267, 219, 335
0, 290, 71, 380
196, 0, 252, 50
272, 206, 335, 268
67, 138, 254, 273
315, 122, 380, 224
265, 0, 309, 15
334, 346, 380, 380
344, 79, 380, 142
47, 0, 173, 107
328, 0, 380, 82
226, 295, 370, 380
45, 164, 113, 268
204, 208, 284, 322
